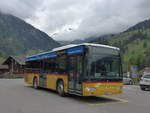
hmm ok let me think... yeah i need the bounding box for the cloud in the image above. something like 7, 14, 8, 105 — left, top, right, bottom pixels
0, 0, 150, 41
0, 0, 41, 19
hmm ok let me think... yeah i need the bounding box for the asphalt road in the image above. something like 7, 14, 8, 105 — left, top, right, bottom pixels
0, 79, 150, 113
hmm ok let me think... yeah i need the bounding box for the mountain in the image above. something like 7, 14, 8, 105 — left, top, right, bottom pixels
125, 19, 150, 32
0, 12, 60, 59
69, 36, 98, 44
59, 34, 114, 45
58, 40, 71, 46
92, 19, 150, 71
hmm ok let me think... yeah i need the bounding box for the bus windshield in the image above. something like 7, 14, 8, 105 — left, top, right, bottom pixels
89, 54, 121, 79
88, 46, 122, 80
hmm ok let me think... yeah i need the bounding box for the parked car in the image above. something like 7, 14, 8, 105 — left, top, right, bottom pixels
140, 73, 150, 90
123, 76, 132, 85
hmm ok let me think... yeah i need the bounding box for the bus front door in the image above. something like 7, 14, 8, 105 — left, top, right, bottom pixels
68, 56, 76, 91
68, 56, 82, 94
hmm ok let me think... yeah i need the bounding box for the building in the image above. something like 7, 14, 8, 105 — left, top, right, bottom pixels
3, 56, 26, 74
0, 65, 8, 74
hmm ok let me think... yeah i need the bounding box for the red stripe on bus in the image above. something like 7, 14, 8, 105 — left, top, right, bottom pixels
82, 81, 122, 84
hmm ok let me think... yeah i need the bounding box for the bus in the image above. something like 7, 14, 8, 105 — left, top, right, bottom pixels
25, 43, 123, 96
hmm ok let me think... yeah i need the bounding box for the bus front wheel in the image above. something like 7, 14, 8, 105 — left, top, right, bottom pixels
33, 77, 38, 89
57, 80, 65, 97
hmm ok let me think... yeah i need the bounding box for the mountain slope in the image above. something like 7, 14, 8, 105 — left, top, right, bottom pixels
92, 19, 150, 70
125, 19, 150, 32
0, 12, 60, 58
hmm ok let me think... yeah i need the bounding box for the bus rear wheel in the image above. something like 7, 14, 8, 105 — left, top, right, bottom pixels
129, 80, 132, 85
57, 81, 65, 97
33, 77, 38, 89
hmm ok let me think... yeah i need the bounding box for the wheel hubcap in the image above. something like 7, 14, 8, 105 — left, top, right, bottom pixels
34, 80, 37, 88
58, 84, 63, 94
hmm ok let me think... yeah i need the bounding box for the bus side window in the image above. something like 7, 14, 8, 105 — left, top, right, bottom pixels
49, 59, 56, 73
56, 56, 67, 74
26, 61, 42, 73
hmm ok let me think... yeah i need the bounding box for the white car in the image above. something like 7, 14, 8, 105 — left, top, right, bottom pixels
140, 73, 150, 90
123, 76, 132, 85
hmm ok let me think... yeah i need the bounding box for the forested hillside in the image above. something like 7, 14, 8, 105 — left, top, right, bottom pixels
92, 19, 150, 71
0, 12, 60, 62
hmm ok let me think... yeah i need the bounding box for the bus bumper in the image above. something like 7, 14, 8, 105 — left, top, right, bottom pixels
82, 82, 123, 96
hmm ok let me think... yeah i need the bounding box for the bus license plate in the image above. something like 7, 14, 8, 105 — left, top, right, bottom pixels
105, 92, 112, 95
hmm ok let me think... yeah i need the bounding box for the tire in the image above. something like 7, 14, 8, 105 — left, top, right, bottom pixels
33, 77, 38, 89
129, 80, 132, 85
57, 80, 65, 97
140, 86, 145, 91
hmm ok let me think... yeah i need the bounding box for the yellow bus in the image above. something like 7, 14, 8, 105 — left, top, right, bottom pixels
25, 43, 123, 96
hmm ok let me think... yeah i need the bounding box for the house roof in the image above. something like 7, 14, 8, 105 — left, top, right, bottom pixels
3, 56, 26, 65
0, 65, 8, 69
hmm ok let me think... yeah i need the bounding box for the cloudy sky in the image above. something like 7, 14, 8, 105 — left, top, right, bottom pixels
0, 0, 150, 41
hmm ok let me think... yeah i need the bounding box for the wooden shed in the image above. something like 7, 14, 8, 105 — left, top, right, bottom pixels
3, 56, 26, 74
0, 65, 8, 74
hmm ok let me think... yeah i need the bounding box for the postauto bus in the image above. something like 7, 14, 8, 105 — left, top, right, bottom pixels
25, 43, 123, 96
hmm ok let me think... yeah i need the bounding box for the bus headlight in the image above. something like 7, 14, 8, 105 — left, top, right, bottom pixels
85, 87, 96, 92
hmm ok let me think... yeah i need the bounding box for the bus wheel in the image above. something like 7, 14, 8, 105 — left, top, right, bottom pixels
129, 80, 132, 85
33, 77, 38, 89
140, 87, 145, 91
57, 81, 65, 97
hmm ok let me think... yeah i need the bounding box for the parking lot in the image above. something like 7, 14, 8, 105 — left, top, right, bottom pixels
0, 79, 149, 113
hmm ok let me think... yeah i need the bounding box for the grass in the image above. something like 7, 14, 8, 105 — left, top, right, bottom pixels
0, 57, 5, 63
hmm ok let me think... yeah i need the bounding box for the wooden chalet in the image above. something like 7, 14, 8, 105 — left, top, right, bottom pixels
0, 65, 8, 74
3, 56, 26, 74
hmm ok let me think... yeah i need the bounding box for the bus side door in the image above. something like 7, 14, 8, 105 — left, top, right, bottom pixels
68, 55, 83, 93
39, 73, 47, 88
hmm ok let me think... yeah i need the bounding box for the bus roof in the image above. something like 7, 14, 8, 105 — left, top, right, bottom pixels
53, 43, 119, 51
26, 43, 119, 62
